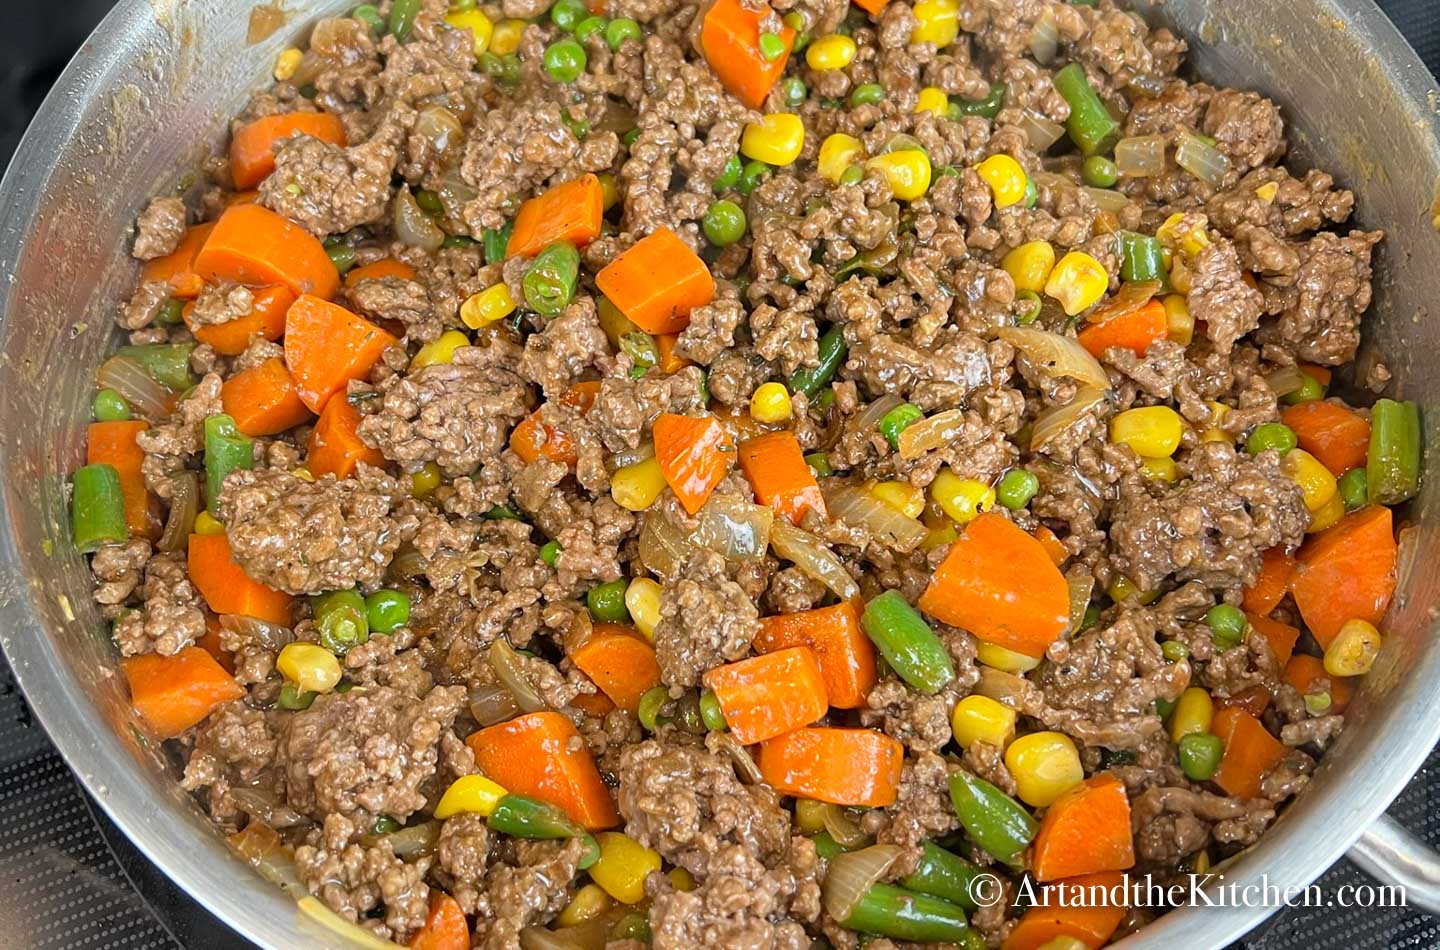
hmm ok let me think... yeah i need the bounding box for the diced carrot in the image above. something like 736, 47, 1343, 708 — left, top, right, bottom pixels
1243, 546, 1296, 617
595, 227, 715, 335
699, 0, 796, 109
1246, 612, 1299, 670
187, 533, 294, 627
570, 690, 617, 718
1290, 506, 1397, 648
656, 334, 693, 374
702, 646, 829, 745
652, 413, 733, 515
343, 258, 418, 289
142, 223, 215, 299
1301, 364, 1332, 386
184, 285, 295, 356
757, 727, 903, 807
569, 623, 661, 713
195, 204, 339, 300
850, 0, 888, 13
283, 294, 397, 413
87, 421, 160, 540
753, 601, 876, 709
737, 431, 827, 526
197, 613, 236, 675
1214, 684, 1272, 719
1283, 653, 1355, 714
409, 891, 470, 950
1077, 299, 1168, 359
226, 191, 259, 207
220, 357, 313, 437
505, 174, 605, 259
230, 112, 347, 189
467, 711, 619, 830
1281, 401, 1371, 476
1032, 524, 1068, 567
307, 394, 385, 480
1212, 707, 1287, 800
509, 380, 600, 467
1002, 871, 1127, 950
917, 512, 1071, 658
120, 646, 245, 739
1031, 775, 1135, 882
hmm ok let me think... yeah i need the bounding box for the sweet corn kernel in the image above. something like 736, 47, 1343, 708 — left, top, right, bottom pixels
741, 113, 805, 167
410, 461, 443, 498
1108, 575, 1158, 605
976, 154, 1028, 210
1255, 181, 1280, 204
276, 643, 342, 695
976, 641, 1042, 674
1044, 251, 1110, 316
1140, 456, 1178, 483
460, 284, 516, 329
1200, 401, 1232, 443
795, 798, 828, 834
444, 8, 495, 55
193, 511, 226, 535
611, 456, 667, 511
433, 774, 508, 819
1282, 448, 1338, 513
598, 172, 619, 210
930, 469, 994, 525
914, 87, 950, 117
1002, 241, 1056, 294
411, 329, 470, 369
910, 0, 959, 47
1169, 686, 1214, 743
667, 868, 697, 892
871, 480, 926, 519
818, 133, 865, 184
273, 48, 304, 82
1325, 619, 1382, 677
951, 695, 1018, 750
490, 18, 526, 55
290, 467, 315, 483
1307, 489, 1346, 532
806, 34, 857, 70
920, 523, 958, 551
750, 382, 793, 423
590, 832, 662, 904
1168, 257, 1193, 295
1110, 406, 1184, 459
1033, 939, 1088, 950
1192, 850, 1212, 874
625, 577, 663, 641
1163, 294, 1193, 346
866, 150, 932, 202
1157, 212, 1212, 258
557, 884, 613, 927
1004, 731, 1084, 807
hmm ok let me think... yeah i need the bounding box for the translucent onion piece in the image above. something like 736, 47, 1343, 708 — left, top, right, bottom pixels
824, 486, 928, 553
394, 190, 445, 251
1264, 365, 1307, 398
1080, 186, 1132, 214
415, 107, 464, 160
822, 804, 871, 848
1085, 279, 1164, 325
1030, 386, 1108, 452
228, 822, 307, 899
1175, 130, 1231, 186
361, 820, 440, 859
822, 844, 904, 922
974, 666, 1029, 708
219, 613, 293, 648
637, 509, 697, 582
96, 354, 172, 419
157, 471, 198, 554
470, 683, 521, 726
1019, 112, 1066, 151
611, 441, 656, 470
520, 922, 610, 950
435, 174, 479, 221
771, 522, 860, 601
310, 18, 374, 64
1065, 570, 1094, 633
694, 494, 774, 561
1114, 135, 1166, 178
247, 4, 288, 43
850, 394, 904, 441
299, 897, 404, 949
897, 409, 967, 460
712, 732, 764, 784
230, 786, 309, 830
489, 638, 547, 713
289, 50, 329, 88
998, 327, 1111, 389
1028, 9, 1059, 65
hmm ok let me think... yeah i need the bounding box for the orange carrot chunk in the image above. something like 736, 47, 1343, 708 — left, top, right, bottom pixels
753, 601, 876, 709
1032, 524, 1068, 567
1077, 299, 1168, 358
467, 711, 620, 830
197, 613, 237, 675
851, 0, 888, 14
699, 0, 795, 109
307, 394, 386, 480
758, 728, 903, 807
142, 223, 215, 299
917, 512, 1070, 658
653, 413, 733, 515
220, 357, 313, 437
738, 431, 827, 525
509, 380, 600, 467
505, 174, 605, 259
88, 420, 160, 540
1282, 400, 1371, 476
1002, 871, 1127, 950
1243, 546, 1296, 617
120, 646, 245, 739
409, 891, 470, 950
1282, 653, 1355, 714
569, 623, 662, 713
1246, 612, 1300, 670
702, 646, 829, 745
184, 284, 295, 356
595, 227, 715, 335
230, 112, 347, 190
1212, 707, 1287, 800
194, 204, 340, 300
1031, 775, 1135, 882
283, 294, 398, 413
187, 533, 295, 627
570, 690, 617, 718
656, 333, 693, 374
1290, 505, 1396, 648
344, 258, 418, 288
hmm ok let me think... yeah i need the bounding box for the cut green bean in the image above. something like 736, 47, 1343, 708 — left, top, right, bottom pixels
789, 324, 847, 398
313, 589, 370, 655
900, 841, 984, 912
949, 83, 1005, 119
1118, 232, 1165, 283
116, 343, 195, 391
488, 793, 585, 838
879, 403, 924, 449
1367, 398, 1421, 505
71, 463, 128, 552
860, 591, 955, 694
1053, 62, 1120, 156
482, 221, 513, 265
389, 0, 422, 40
203, 414, 254, 513
948, 770, 1037, 867
841, 884, 973, 943
522, 241, 580, 316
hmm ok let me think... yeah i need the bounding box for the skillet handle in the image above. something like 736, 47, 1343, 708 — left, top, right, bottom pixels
1347, 813, 1440, 914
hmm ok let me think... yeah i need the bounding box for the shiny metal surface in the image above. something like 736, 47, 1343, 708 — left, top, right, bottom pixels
0, 2, 1435, 948
1349, 815, 1440, 915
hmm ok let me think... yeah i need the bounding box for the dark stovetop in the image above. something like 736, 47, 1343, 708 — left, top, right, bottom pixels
1, 2, 1437, 948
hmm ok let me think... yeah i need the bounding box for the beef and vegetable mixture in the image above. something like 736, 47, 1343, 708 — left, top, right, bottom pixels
71, 0, 1419, 945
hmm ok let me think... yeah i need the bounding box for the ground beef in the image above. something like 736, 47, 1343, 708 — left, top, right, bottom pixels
1259, 229, 1383, 365
132, 196, 187, 260
111, 552, 206, 657
179, 700, 278, 811
188, 281, 255, 327
348, 277, 442, 342
861, 677, 954, 753
117, 280, 173, 330
1189, 239, 1263, 353
259, 123, 400, 236
135, 372, 224, 497
1130, 786, 1274, 867
90, 539, 152, 607
471, 837, 589, 949
869, 752, 961, 852
1202, 89, 1286, 173
294, 815, 432, 942
588, 368, 707, 451
652, 552, 760, 687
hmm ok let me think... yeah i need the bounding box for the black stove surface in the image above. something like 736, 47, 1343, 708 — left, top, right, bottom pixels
1, 2, 1436, 947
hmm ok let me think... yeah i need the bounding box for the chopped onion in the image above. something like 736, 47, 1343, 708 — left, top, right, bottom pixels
246, 4, 288, 43
1175, 130, 1231, 186
470, 683, 521, 726
310, 18, 372, 64
299, 897, 404, 949
1263, 365, 1306, 399
96, 354, 171, 419
611, 441, 655, 470
219, 613, 293, 648
520, 922, 609, 950
1066, 570, 1094, 633
897, 409, 967, 460
850, 394, 904, 441
361, 820, 440, 859
822, 844, 903, 922
1080, 186, 1132, 214
415, 107, 464, 160
1019, 112, 1067, 151
1030, 386, 1108, 452
435, 174, 478, 222
694, 494, 774, 561
388, 547, 426, 581
489, 639, 547, 713
822, 804, 871, 848
1028, 9, 1059, 64
1085, 279, 1164, 325
998, 327, 1111, 389
824, 485, 928, 553
712, 732, 764, 784
393, 190, 445, 251
771, 522, 859, 601
974, 667, 1029, 708
1114, 135, 1166, 178
230, 787, 309, 830
637, 509, 698, 581
157, 471, 198, 554
228, 822, 306, 898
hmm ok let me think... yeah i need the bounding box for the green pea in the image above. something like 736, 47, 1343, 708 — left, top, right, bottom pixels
587, 579, 630, 623
878, 403, 924, 449
1023, 176, 1038, 208
93, 388, 132, 422
352, 4, 385, 32
782, 76, 807, 108
1155, 696, 1175, 719
714, 154, 743, 193
621, 127, 641, 148
699, 690, 728, 732
1015, 289, 1042, 324
372, 815, 403, 835
539, 539, 562, 568
995, 469, 1039, 510
1082, 155, 1119, 188
702, 200, 748, 247
805, 452, 833, 477
1177, 732, 1224, 781
850, 83, 885, 107
575, 15, 607, 41
1303, 691, 1333, 715
154, 298, 185, 326
1282, 372, 1326, 405
550, 0, 588, 31
326, 243, 357, 275
1245, 422, 1297, 456
758, 31, 785, 61
415, 189, 444, 215
1338, 467, 1368, 511
1205, 603, 1247, 650
450, 0, 478, 9
277, 682, 317, 710
637, 685, 669, 731
605, 17, 642, 49
543, 39, 587, 83
838, 164, 864, 186
1161, 640, 1189, 662
365, 589, 411, 633
738, 160, 771, 196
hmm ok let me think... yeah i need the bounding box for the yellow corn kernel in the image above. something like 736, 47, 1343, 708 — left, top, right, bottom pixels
1163, 294, 1193, 346
1001, 241, 1056, 294
951, 695, 1018, 750
1200, 401, 1232, 443
1110, 406, 1184, 459
976, 154, 1028, 210
750, 382, 793, 423
557, 883, 612, 927
910, 0, 959, 47
1043, 251, 1110, 316
625, 577, 662, 641
444, 8, 494, 56
598, 172, 619, 210
741, 113, 805, 167
1282, 449, 1338, 514
930, 469, 994, 525
1255, 181, 1280, 204
795, 798, 828, 834
668, 867, 696, 892
434, 774, 509, 819
1140, 456, 1178, 483
1108, 575, 1158, 606
1034, 939, 1089, 950
410, 461, 443, 498
976, 641, 1041, 674
866, 150, 932, 202
290, 467, 316, 483
1169, 686, 1214, 743
460, 284, 516, 329
490, 18, 526, 55
193, 511, 226, 535
411, 329, 470, 370
1307, 489, 1345, 532
806, 34, 857, 70
871, 480, 925, 519
1168, 257, 1193, 295
276, 643, 342, 695
1157, 212, 1211, 258
590, 832, 662, 904
273, 48, 304, 82
1004, 731, 1084, 807
1325, 619, 1382, 677
818, 133, 865, 184
611, 456, 667, 511
920, 523, 958, 551
914, 87, 950, 117
1191, 850, 1212, 874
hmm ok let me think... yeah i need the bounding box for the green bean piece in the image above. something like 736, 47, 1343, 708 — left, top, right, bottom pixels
576, 833, 601, 870
1118, 232, 1164, 283
878, 403, 924, 449
371, 815, 402, 835
814, 388, 837, 411
326, 243, 357, 275
738, 160, 771, 196
758, 31, 785, 61
610, 913, 651, 942
1053, 62, 1120, 156
605, 17, 642, 49
702, 200, 748, 247
1082, 604, 1102, 629
203, 414, 254, 514
782, 76, 808, 108
1161, 639, 1189, 662
442, 234, 478, 250
71, 463, 128, 553
1282, 371, 1326, 405
839, 164, 865, 186
860, 590, 956, 694
365, 589, 411, 633
811, 831, 847, 860
484, 504, 524, 522
1205, 603, 1246, 650
1367, 398, 1421, 505
522, 241, 581, 315
482, 221, 514, 265
550, 0, 588, 30
352, 4, 385, 32
543, 39, 587, 83
1177, 732, 1224, 781
1245, 422, 1297, 456
949, 82, 1005, 119
575, 15, 607, 41
900, 841, 984, 912
1022, 176, 1037, 208
713, 154, 743, 193
699, 690, 728, 732
850, 83, 885, 107
1155, 696, 1176, 719
805, 452, 833, 477
1082, 154, 1119, 188
619, 331, 660, 371
488, 793, 585, 838
277, 682, 317, 711
154, 298, 186, 326
621, 127, 642, 148
948, 771, 1037, 867
414, 189, 444, 215
539, 539, 562, 567
996, 469, 1039, 510
116, 343, 195, 391
93, 388, 132, 422
789, 324, 847, 398
841, 884, 973, 943
1015, 290, 1042, 324
313, 589, 371, 656
1338, 467, 1369, 511
637, 686, 669, 732
388, 0, 422, 40
588, 579, 631, 623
